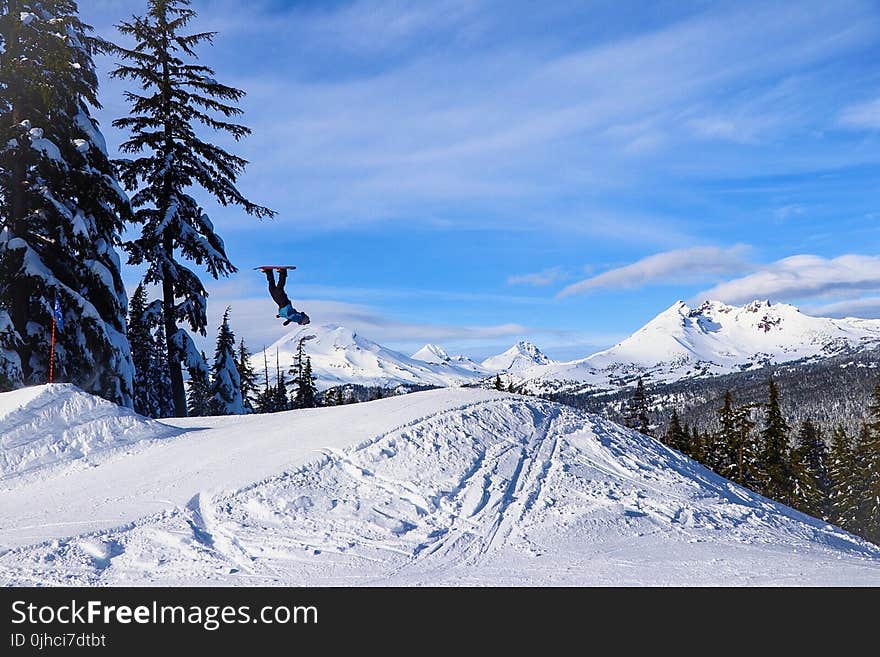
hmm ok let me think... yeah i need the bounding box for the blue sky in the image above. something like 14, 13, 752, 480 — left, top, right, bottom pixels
80, 0, 880, 360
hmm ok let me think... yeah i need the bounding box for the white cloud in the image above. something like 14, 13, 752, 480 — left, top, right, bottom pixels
507, 267, 568, 287
697, 254, 880, 304
83, 0, 878, 240
839, 97, 880, 130
804, 296, 880, 319
557, 245, 751, 298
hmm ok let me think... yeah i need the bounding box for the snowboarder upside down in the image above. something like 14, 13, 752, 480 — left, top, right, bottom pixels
263, 267, 310, 326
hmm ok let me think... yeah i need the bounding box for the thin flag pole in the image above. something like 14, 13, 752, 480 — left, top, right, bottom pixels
49, 292, 62, 384
49, 313, 56, 384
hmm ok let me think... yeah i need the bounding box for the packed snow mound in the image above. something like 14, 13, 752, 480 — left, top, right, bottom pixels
257, 324, 488, 390
2, 389, 878, 586
527, 300, 880, 391
481, 340, 553, 373
0, 384, 178, 482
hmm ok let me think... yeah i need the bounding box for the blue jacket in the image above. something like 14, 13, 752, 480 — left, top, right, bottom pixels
278, 304, 309, 326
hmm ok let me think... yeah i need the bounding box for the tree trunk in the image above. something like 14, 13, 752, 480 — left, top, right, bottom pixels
162, 273, 187, 417
155, 5, 185, 416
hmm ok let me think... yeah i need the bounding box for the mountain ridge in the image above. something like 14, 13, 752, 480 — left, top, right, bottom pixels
253, 300, 880, 394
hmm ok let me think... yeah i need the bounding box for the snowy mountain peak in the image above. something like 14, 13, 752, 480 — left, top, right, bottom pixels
256, 324, 487, 391
529, 299, 880, 391
512, 340, 550, 362
481, 340, 552, 373
411, 344, 450, 364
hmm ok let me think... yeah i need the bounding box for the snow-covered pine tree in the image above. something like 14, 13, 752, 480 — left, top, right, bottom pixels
185, 349, 210, 416
254, 345, 277, 413
829, 426, 857, 530
759, 377, 795, 505
624, 377, 651, 436
791, 419, 831, 520
288, 338, 304, 398
0, 298, 22, 385
706, 391, 738, 475
294, 356, 317, 409
857, 384, 880, 543
730, 403, 762, 489
208, 307, 242, 415
273, 348, 288, 411
0, 1, 134, 404
109, 0, 273, 416
129, 283, 157, 415
152, 322, 174, 417
663, 409, 689, 453
690, 426, 706, 462
236, 338, 256, 412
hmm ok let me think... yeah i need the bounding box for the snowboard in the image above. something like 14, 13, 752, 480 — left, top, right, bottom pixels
254, 265, 297, 271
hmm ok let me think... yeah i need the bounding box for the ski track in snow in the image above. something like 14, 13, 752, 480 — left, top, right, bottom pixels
1, 386, 880, 586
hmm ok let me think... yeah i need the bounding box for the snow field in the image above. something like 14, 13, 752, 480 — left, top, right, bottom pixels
2, 385, 879, 585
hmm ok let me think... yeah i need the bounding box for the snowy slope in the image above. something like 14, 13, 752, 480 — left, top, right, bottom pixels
0, 384, 179, 483
527, 300, 880, 392
256, 324, 488, 391
481, 340, 553, 374
2, 385, 879, 586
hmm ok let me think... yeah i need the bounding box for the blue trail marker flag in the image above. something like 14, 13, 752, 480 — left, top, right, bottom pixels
53, 293, 63, 331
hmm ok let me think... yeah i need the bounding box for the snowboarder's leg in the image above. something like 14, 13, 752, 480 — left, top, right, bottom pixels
264, 267, 277, 293
277, 267, 288, 291
265, 268, 290, 308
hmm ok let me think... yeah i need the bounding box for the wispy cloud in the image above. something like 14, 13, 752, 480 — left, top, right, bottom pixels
85, 0, 880, 239
697, 254, 880, 304
839, 97, 880, 129
557, 245, 751, 298
507, 267, 568, 287
804, 296, 880, 318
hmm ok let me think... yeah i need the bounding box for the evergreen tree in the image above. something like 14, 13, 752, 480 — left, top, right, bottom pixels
759, 377, 794, 505
128, 283, 174, 417
208, 307, 242, 415
128, 284, 156, 416
855, 383, 880, 543
152, 321, 174, 417
664, 409, 689, 453
0, 1, 134, 404
690, 426, 706, 463
493, 374, 503, 391
707, 391, 738, 474
625, 377, 652, 436
254, 346, 274, 413
273, 348, 288, 411
791, 419, 831, 520
829, 426, 857, 530
730, 403, 762, 489
288, 337, 318, 409
289, 338, 305, 408
185, 350, 210, 416
109, 0, 273, 416
294, 356, 318, 408
236, 338, 257, 412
